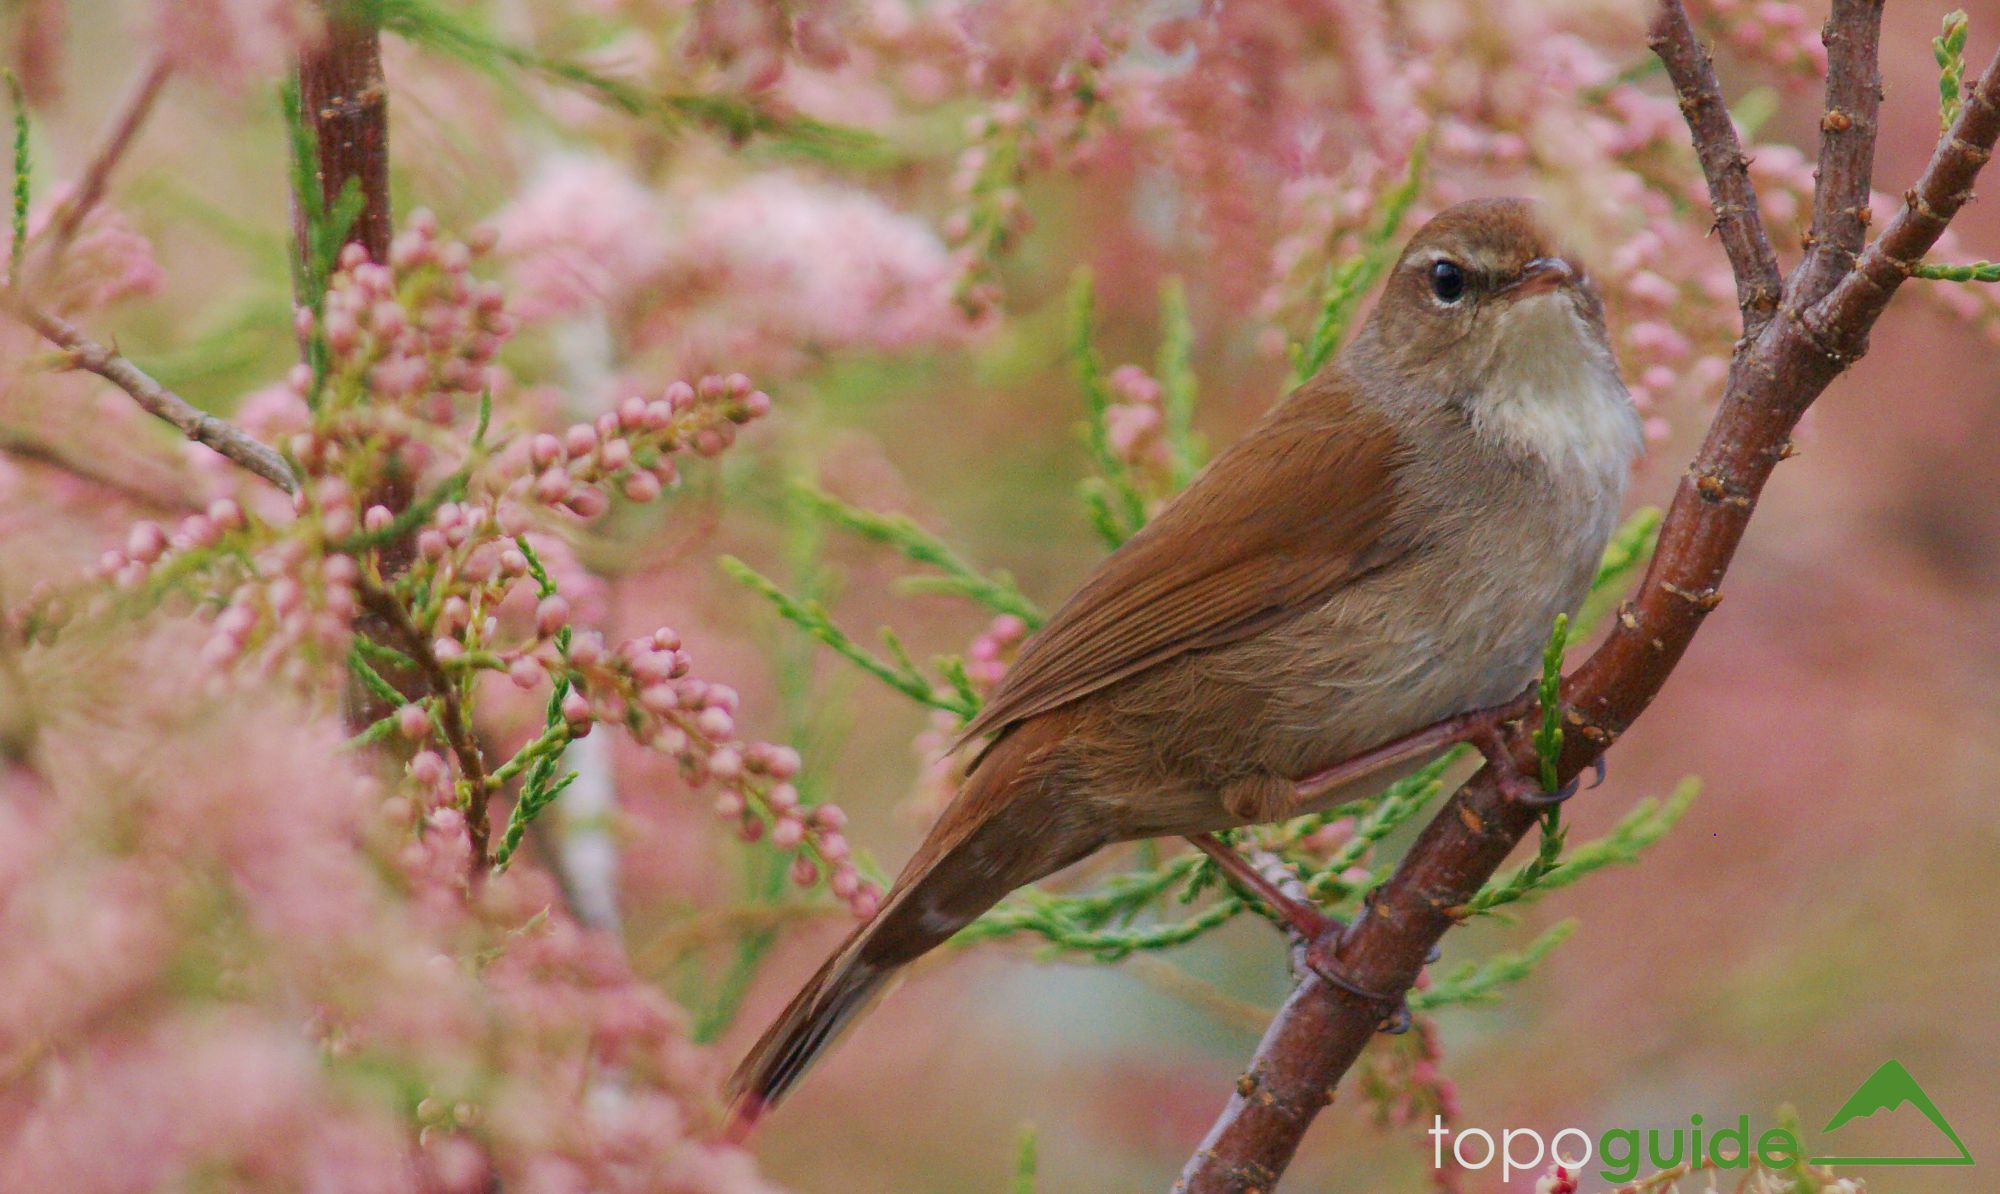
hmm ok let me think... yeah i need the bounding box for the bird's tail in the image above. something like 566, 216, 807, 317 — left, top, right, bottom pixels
723, 713, 1087, 1135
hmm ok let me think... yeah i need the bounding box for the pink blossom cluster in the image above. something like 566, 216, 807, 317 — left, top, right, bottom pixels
1693, 0, 1831, 79
0, 639, 782, 1193
307, 210, 512, 426
148, 0, 318, 93
495, 160, 975, 375
906, 613, 1031, 827
1102, 363, 1175, 490
0, 195, 163, 316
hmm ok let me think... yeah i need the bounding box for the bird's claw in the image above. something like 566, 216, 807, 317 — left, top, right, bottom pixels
1304, 921, 1415, 1035
1498, 754, 1607, 809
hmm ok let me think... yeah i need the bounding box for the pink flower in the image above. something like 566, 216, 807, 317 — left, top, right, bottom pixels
149, 0, 317, 92
493, 155, 670, 322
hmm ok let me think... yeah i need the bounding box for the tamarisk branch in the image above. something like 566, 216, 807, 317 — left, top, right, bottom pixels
1174, 5, 2000, 1190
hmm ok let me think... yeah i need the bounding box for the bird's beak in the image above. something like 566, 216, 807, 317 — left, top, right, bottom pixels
1501, 256, 1578, 300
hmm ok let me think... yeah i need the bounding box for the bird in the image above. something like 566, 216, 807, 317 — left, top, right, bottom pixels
725, 197, 1642, 1127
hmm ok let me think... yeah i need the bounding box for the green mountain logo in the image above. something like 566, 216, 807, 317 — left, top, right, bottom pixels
1811, 1060, 1973, 1167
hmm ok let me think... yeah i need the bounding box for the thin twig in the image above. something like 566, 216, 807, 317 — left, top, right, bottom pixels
1648, 0, 1785, 336
28, 52, 171, 275
0, 422, 192, 510
0, 294, 298, 493
1174, 12, 2000, 1193
1796, 0, 1885, 305
357, 574, 492, 879
1812, 43, 2000, 344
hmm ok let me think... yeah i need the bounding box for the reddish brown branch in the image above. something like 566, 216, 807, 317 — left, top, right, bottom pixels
1797, 0, 1885, 305
1175, 17, 2000, 1194
294, 12, 392, 273
0, 295, 299, 493
1648, 0, 1784, 336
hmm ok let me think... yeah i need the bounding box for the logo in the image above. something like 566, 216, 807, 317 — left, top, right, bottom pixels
1428, 1059, 1971, 1184
1811, 1059, 1972, 1167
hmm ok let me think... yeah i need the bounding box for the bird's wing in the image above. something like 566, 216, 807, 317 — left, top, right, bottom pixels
953, 370, 1409, 749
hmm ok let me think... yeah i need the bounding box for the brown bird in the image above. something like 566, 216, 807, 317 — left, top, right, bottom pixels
726, 197, 1641, 1124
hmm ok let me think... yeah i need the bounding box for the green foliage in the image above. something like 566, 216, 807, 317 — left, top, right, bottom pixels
1010, 1124, 1039, 1194
793, 483, 1044, 625
1155, 278, 1204, 488
1913, 258, 2000, 283
282, 80, 366, 402
1936, 11, 1972, 131
1462, 778, 1700, 918
7, 71, 26, 283
1410, 919, 1576, 1011
1533, 614, 1569, 795
492, 538, 582, 871
1068, 268, 1150, 547
721, 554, 979, 720
1289, 143, 1427, 384
955, 850, 1243, 960
360, 0, 886, 165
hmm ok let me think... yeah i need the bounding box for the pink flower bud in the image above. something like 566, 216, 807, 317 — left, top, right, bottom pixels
766, 746, 802, 780
850, 885, 881, 920
642, 401, 673, 430
567, 632, 603, 667
418, 529, 448, 560
126, 522, 168, 564
268, 578, 303, 615
409, 750, 447, 786
508, 657, 542, 689
738, 816, 765, 843
697, 707, 734, 738
766, 782, 799, 813
627, 651, 671, 685
535, 595, 569, 637
713, 790, 746, 819
772, 816, 805, 848
812, 803, 847, 831
638, 684, 678, 714
433, 637, 464, 662
617, 396, 648, 429
566, 487, 607, 519
533, 467, 571, 505
564, 424, 597, 459
206, 499, 245, 531
620, 471, 661, 503
397, 704, 431, 739
530, 434, 563, 469
499, 549, 528, 577
707, 747, 743, 780
599, 438, 632, 471
790, 856, 819, 887
664, 380, 696, 409
364, 505, 395, 532
818, 832, 850, 863
561, 691, 591, 725
829, 864, 860, 900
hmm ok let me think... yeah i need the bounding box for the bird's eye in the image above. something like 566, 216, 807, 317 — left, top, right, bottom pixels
1428, 259, 1467, 304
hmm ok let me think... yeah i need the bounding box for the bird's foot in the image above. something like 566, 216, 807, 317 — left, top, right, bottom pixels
1301, 918, 1413, 1035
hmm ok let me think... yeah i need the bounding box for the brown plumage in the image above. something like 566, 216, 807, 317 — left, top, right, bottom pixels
726, 198, 1642, 1123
